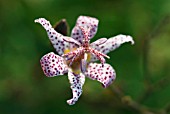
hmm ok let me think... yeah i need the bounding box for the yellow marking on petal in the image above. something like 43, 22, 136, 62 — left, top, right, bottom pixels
64, 48, 78, 54
64, 48, 71, 54
64, 48, 82, 74
70, 61, 81, 75
73, 69, 81, 75
87, 53, 91, 62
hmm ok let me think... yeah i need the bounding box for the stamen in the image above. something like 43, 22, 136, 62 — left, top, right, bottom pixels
78, 26, 89, 40
81, 53, 87, 73
62, 26, 110, 68
78, 26, 91, 47
89, 47, 110, 62
63, 36, 81, 46
69, 55, 78, 66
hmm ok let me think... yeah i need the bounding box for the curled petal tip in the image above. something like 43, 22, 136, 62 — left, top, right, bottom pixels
34, 18, 46, 24
131, 39, 135, 45
34, 19, 38, 23
131, 40, 135, 45
127, 35, 135, 45
34, 18, 41, 23
67, 70, 85, 105
67, 99, 75, 105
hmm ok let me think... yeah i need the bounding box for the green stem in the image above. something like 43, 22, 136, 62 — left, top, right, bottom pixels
139, 15, 170, 102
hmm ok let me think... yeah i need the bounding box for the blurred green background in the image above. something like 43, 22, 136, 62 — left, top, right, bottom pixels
1, 0, 170, 114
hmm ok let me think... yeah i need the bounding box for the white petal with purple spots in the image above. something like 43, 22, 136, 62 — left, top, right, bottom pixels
40, 52, 68, 77
85, 63, 116, 88
67, 68, 85, 105
90, 38, 107, 46
35, 18, 78, 55
71, 16, 99, 44
90, 35, 134, 61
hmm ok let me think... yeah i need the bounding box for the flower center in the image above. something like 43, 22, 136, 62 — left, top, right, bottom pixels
64, 48, 91, 74
62, 26, 110, 71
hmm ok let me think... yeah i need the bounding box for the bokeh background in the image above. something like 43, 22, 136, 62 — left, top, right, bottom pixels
1, 0, 170, 114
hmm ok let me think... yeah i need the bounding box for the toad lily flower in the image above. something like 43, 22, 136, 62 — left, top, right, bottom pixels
35, 16, 134, 105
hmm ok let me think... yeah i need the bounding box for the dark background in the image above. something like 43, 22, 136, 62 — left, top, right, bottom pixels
0, 0, 170, 114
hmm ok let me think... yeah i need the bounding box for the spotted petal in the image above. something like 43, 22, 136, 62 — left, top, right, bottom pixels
40, 52, 68, 77
35, 18, 79, 55
71, 16, 99, 44
90, 34, 134, 61
67, 69, 85, 105
85, 63, 116, 88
